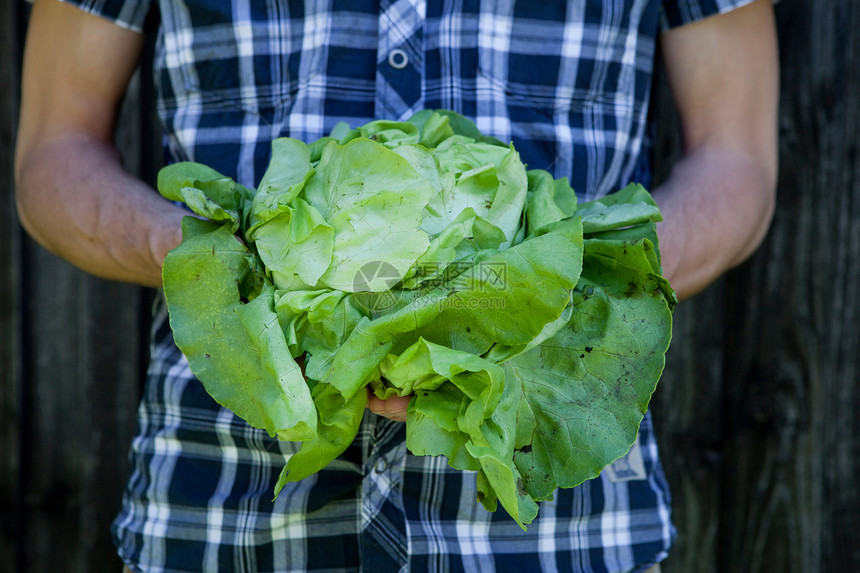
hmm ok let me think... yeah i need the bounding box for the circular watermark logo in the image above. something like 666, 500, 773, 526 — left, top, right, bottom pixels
352, 260, 402, 314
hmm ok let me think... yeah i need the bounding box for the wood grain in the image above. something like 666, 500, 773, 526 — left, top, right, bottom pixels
0, 1, 25, 571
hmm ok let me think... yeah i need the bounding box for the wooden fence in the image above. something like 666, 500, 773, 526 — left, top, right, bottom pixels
2, 1, 859, 571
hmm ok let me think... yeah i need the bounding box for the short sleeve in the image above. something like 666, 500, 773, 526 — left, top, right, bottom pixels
661, 0, 756, 29
59, 0, 153, 33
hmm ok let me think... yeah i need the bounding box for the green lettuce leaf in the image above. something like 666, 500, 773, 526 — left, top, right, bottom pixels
162, 218, 316, 441
304, 137, 435, 291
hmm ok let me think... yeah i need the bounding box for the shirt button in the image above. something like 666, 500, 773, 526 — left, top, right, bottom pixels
388, 48, 408, 70
375, 458, 388, 473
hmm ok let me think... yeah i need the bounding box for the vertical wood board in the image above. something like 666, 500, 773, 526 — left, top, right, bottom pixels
1, 2, 26, 572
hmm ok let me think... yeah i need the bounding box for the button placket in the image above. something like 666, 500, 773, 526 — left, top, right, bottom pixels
376, 0, 425, 119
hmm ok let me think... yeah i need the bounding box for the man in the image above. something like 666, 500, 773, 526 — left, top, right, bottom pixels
15, 0, 778, 571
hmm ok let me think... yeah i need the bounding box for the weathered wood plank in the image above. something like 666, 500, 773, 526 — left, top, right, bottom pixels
0, 0, 25, 571
719, 1, 860, 571
651, 288, 728, 573
21, 253, 143, 573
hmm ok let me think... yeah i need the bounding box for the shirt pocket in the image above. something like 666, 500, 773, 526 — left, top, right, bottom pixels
157, 0, 326, 114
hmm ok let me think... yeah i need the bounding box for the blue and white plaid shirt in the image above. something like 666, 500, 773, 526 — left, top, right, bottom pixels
65, 0, 753, 571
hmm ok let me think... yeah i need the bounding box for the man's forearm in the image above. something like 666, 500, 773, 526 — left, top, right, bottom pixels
653, 0, 778, 301
15, 132, 186, 288
652, 144, 776, 301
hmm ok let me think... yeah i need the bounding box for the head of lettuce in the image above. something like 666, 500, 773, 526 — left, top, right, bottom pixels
158, 110, 676, 529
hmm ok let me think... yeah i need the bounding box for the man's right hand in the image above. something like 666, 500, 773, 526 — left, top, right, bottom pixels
366, 391, 411, 423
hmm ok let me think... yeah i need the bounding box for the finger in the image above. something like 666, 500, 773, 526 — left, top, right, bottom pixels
366, 392, 412, 422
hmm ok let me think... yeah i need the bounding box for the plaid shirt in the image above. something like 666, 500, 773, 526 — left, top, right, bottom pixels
64, 0, 753, 571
